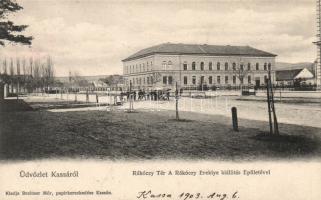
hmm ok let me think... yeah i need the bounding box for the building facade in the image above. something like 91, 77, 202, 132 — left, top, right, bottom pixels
122, 43, 277, 90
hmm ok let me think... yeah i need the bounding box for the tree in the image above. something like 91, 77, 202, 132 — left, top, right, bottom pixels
233, 63, 249, 89
43, 56, 54, 89
99, 75, 124, 89
0, 0, 32, 46
151, 72, 161, 87
68, 71, 91, 88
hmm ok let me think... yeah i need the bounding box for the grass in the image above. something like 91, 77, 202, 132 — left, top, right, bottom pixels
1, 101, 321, 161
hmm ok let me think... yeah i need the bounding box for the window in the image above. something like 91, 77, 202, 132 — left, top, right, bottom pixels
168, 61, 172, 70
183, 63, 188, 70
184, 76, 188, 85
192, 62, 196, 70
150, 76, 153, 84
225, 62, 229, 71
264, 63, 267, 70
240, 77, 244, 84
200, 76, 205, 84
143, 78, 145, 84
233, 76, 236, 84
217, 62, 221, 70
209, 76, 213, 84
192, 76, 196, 85
168, 76, 173, 85
247, 63, 251, 71
162, 61, 167, 70
209, 62, 213, 70
225, 76, 228, 84
163, 76, 167, 84
240, 64, 244, 71
248, 75, 251, 84
200, 62, 204, 70
217, 76, 221, 84
147, 77, 150, 84
140, 64, 142, 72
256, 63, 259, 70
232, 62, 236, 70
268, 63, 271, 71
264, 75, 268, 83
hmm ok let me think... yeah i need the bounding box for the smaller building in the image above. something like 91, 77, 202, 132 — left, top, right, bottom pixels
276, 66, 315, 87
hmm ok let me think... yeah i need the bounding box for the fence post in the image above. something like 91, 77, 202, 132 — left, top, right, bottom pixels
231, 107, 239, 131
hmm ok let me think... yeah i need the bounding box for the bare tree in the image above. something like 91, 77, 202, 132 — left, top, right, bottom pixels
152, 72, 162, 88
2, 58, 7, 74
43, 56, 54, 90
9, 58, 14, 76
68, 71, 91, 88
233, 63, 248, 89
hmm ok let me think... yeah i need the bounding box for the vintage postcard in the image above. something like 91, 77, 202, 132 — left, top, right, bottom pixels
0, 0, 321, 199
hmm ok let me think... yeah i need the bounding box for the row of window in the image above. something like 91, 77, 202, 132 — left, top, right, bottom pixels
129, 76, 174, 85
183, 75, 268, 85
125, 61, 153, 74
128, 75, 268, 85
125, 60, 273, 74
130, 76, 154, 85
182, 62, 272, 71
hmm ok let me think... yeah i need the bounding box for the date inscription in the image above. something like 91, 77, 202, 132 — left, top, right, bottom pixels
137, 190, 239, 200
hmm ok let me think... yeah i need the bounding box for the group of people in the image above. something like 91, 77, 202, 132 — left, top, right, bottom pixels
121, 89, 173, 101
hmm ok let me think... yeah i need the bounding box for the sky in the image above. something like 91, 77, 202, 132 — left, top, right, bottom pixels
0, 0, 317, 76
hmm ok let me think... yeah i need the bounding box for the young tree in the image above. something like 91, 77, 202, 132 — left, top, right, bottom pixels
0, 0, 32, 46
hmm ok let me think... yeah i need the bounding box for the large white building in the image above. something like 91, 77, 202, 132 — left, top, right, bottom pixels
122, 43, 277, 90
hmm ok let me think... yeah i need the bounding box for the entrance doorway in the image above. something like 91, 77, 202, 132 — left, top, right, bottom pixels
255, 79, 260, 88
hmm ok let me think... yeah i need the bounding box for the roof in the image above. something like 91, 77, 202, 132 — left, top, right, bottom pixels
276, 68, 315, 81
275, 62, 315, 72
122, 43, 277, 62
276, 69, 302, 81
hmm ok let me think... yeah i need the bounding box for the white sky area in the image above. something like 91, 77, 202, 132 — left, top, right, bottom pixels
0, 0, 317, 76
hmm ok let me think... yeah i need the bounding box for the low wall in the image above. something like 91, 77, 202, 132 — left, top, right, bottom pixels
256, 90, 321, 98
